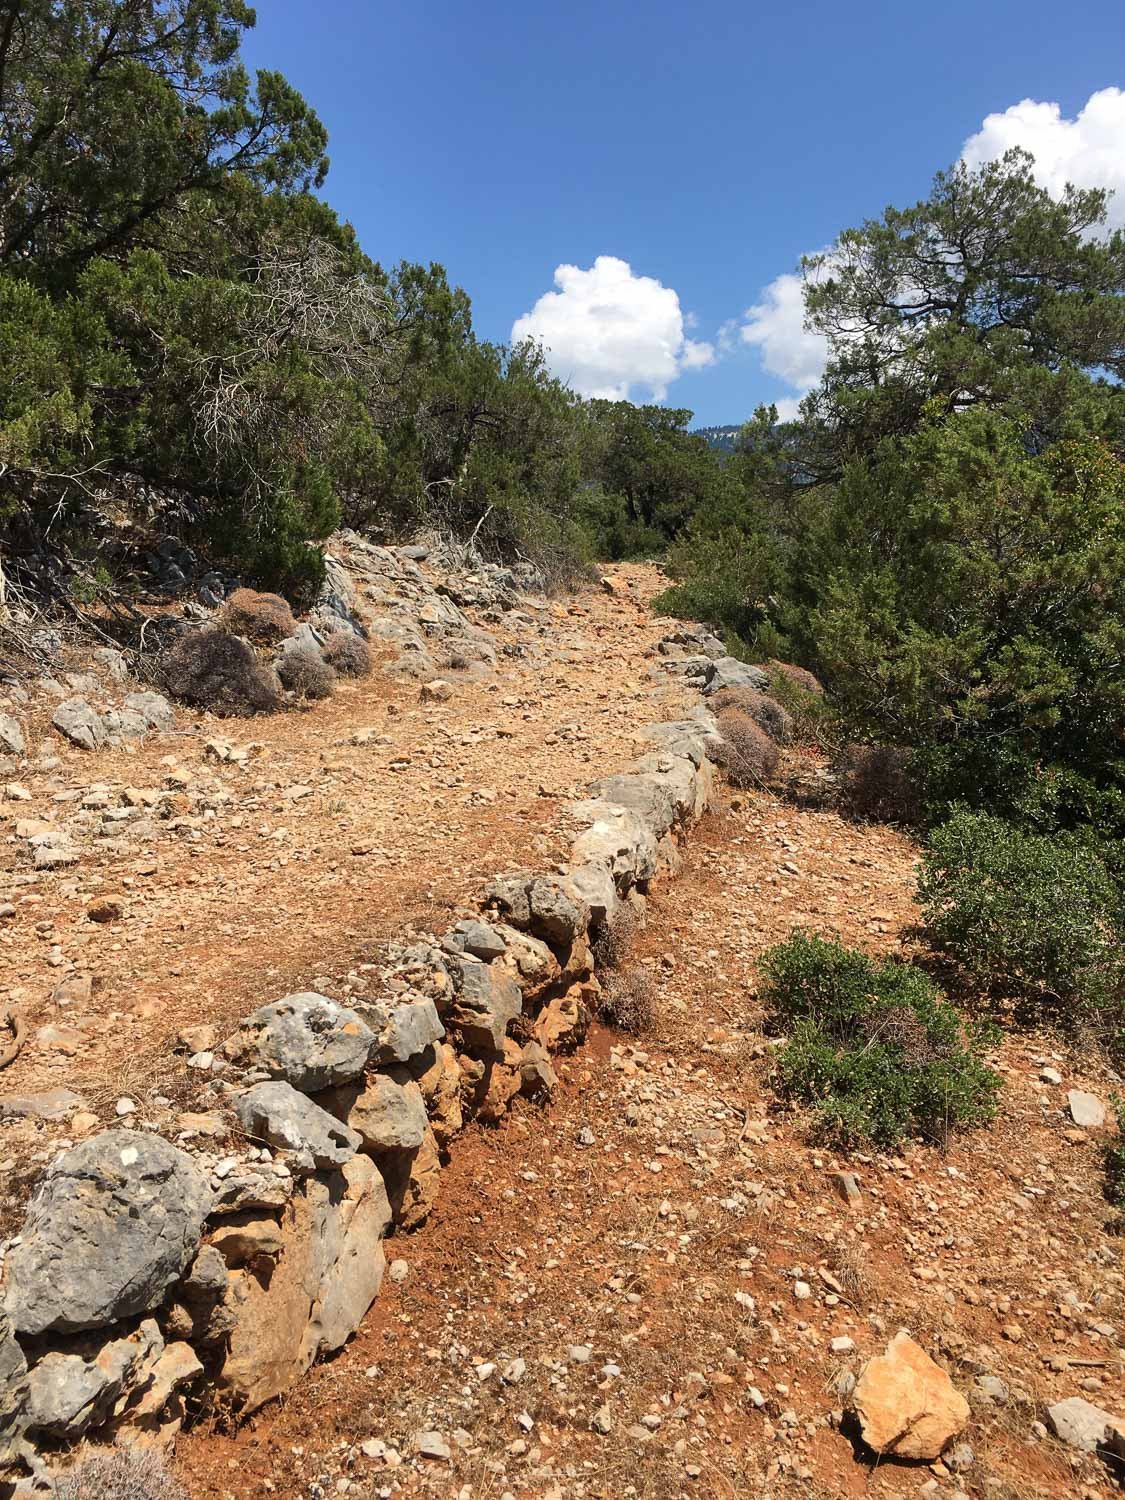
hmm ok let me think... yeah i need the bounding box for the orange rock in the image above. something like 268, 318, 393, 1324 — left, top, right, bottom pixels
852, 1331, 969, 1460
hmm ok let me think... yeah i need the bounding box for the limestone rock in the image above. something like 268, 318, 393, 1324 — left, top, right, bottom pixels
527, 876, 588, 947
533, 984, 592, 1051
443, 919, 507, 961
123, 691, 174, 731
0, 1087, 84, 1122
494, 924, 560, 999
0, 1314, 29, 1465
703, 657, 770, 696
210, 1163, 294, 1215
235, 1081, 360, 1172
1067, 1090, 1106, 1129
25, 1323, 160, 1439
0, 714, 25, 758
51, 697, 107, 751
210, 1213, 286, 1267
4, 1132, 211, 1336
447, 957, 522, 1058
1047, 1395, 1124, 1454
220, 1155, 391, 1411
228, 992, 375, 1092
568, 799, 658, 887
852, 1331, 969, 1460
415, 1042, 464, 1148
590, 771, 678, 841
328, 1069, 428, 1153
360, 995, 444, 1065
380, 1124, 442, 1229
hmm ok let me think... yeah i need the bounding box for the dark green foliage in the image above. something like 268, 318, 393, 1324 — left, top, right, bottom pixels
918, 810, 1123, 1013
1106, 1097, 1125, 1209
762, 931, 1000, 1147
163, 627, 282, 715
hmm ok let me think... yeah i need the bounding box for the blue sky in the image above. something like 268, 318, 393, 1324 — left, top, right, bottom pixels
242, 1, 1125, 425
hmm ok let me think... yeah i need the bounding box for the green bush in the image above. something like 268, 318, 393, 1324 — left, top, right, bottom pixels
761, 931, 999, 1147
917, 810, 1123, 1012
1106, 1097, 1125, 1210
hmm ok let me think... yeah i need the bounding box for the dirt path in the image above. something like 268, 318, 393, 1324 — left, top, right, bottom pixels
0, 565, 685, 1130
181, 785, 1124, 1500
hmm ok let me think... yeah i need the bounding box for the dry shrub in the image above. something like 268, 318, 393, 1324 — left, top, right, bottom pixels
592, 902, 641, 971
322, 631, 372, 678
837, 744, 918, 822
599, 968, 656, 1034
710, 685, 793, 745
278, 646, 336, 700
164, 628, 282, 716
218, 587, 296, 644
716, 707, 780, 787
768, 659, 823, 696
54, 1449, 190, 1500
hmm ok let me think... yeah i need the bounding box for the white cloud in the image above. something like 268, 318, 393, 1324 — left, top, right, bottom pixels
961, 87, 1125, 230
512, 255, 714, 402
735, 254, 836, 418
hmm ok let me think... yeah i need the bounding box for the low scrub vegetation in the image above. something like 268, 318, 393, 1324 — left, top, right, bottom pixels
278, 647, 336, 700
715, 708, 780, 787
599, 968, 656, 1035
323, 631, 373, 677
918, 810, 1123, 1017
219, 589, 297, 645
54, 1449, 189, 1500
164, 629, 283, 717
710, 686, 793, 745
761, 931, 1000, 1147
836, 744, 918, 823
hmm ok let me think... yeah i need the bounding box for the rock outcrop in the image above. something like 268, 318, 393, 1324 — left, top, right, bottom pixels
851, 1331, 970, 1460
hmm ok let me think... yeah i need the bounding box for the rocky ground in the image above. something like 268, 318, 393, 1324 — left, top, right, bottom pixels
2, 558, 1123, 1499
171, 784, 1125, 1500
0, 559, 686, 1163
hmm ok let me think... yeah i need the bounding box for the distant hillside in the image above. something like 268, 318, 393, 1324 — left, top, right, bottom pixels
693, 424, 741, 453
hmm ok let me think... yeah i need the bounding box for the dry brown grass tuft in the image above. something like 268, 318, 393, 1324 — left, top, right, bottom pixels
164, 628, 282, 716
715, 707, 780, 787
828, 1238, 873, 1307
218, 587, 296, 644
768, 659, 823, 695
53, 1449, 190, 1500
278, 647, 336, 700
599, 968, 657, 1034
836, 743, 918, 822
592, 901, 641, 972
709, 685, 793, 745
322, 631, 372, 678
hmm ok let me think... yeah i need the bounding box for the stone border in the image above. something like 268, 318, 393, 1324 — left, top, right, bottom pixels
0, 684, 724, 1480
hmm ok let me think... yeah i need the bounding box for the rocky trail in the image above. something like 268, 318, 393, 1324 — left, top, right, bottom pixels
2, 552, 1124, 1500
0, 558, 685, 1128
179, 791, 1125, 1500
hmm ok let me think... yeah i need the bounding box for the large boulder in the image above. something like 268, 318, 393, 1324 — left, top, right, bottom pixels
637, 718, 719, 768
702, 657, 770, 696
51, 697, 106, 751
235, 1082, 360, 1171
589, 771, 678, 841
446, 958, 522, 1058
527, 877, 589, 948
220, 1155, 391, 1412
227, 992, 375, 1091
568, 800, 658, 887
122, 691, 174, 731
1047, 1395, 1125, 1454
379, 1124, 442, 1230
852, 1331, 969, 1460
25, 1321, 161, 1440
0, 1314, 29, 1466
326, 1069, 428, 1153
4, 1132, 211, 1336
359, 995, 444, 1065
